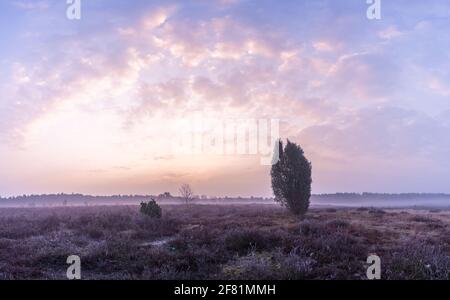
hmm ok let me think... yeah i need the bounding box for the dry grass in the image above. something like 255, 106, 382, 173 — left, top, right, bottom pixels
0, 205, 449, 280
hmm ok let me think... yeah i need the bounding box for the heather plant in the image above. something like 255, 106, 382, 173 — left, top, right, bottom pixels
0, 205, 449, 280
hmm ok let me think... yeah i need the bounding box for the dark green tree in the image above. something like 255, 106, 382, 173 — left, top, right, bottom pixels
271, 140, 312, 216
140, 199, 162, 218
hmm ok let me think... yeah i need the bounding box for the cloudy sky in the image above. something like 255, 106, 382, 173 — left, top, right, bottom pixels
1, 0, 450, 197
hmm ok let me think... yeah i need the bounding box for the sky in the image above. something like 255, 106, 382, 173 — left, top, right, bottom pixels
1, 0, 450, 197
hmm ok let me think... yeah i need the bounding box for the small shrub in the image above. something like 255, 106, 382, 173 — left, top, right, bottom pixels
325, 219, 351, 230
368, 208, 386, 216
222, 252, 282, 280
87, 227, 104, 239
299, 220, 327, 236
140, 200, 162, 219
39, 215, 61, 232
278, 250, 316, 280
409, 215, 436, 223
224, 230, 282, 254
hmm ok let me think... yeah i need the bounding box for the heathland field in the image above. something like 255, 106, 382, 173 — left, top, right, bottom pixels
0, 205, 449, 280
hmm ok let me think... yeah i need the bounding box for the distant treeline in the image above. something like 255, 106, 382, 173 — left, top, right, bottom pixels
0, 193, 273, 207
0, 193, 449, 207
311, 193, 450, 207
314, 193, 450, 200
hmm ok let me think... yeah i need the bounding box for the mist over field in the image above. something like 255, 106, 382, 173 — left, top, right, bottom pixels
1, 193, 450, 209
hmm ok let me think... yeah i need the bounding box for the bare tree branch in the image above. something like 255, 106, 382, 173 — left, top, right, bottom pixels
179, 184, 194, 204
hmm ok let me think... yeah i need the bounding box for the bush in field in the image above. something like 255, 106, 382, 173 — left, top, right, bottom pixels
271, 140, 312, 216
224, 229, 282, 255
140, 200, 162, 218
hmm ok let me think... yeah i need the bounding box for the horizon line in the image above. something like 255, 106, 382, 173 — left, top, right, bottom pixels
3, 192, 450, 199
